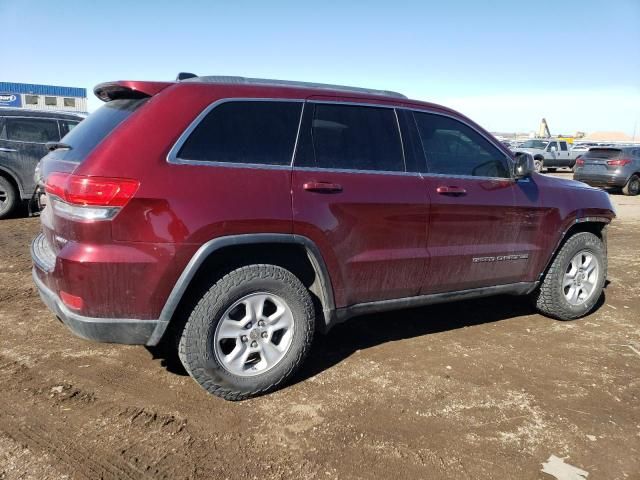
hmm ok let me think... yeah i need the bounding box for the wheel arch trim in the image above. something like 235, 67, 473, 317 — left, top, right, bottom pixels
147, 233, 336, 345
537, 215, 612, 282
0, 165, 24, 198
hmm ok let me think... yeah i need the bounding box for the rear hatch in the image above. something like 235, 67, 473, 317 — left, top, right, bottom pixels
38, 82, 169, 257
579, 148, 624, 175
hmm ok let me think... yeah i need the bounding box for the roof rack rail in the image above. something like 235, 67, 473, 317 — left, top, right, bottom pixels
182, 75, 407, 99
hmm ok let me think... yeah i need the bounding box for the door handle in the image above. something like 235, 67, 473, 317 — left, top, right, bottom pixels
0, 147, 17, 153
436, 185, 467, 196
303, 182, 343, 193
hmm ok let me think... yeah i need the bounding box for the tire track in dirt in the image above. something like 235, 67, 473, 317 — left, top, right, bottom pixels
0, 382, 199, 479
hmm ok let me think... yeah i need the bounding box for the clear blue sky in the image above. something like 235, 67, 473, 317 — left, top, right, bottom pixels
1, 0, 639, 136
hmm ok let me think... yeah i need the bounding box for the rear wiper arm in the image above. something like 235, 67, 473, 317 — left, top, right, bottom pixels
46, 142, 73, 151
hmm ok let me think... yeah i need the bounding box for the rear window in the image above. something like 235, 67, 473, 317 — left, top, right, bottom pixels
49, 98, 147, 163
584, 148, 622, 159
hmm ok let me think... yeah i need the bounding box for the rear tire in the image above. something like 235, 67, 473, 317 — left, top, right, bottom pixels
0, 177, 18, 220
534, 232, 606, 320
178, 264, 315, 400
622, 174, 640, 196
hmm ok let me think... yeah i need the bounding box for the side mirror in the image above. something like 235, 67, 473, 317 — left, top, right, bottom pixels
513, 152, 535, 179
550, 145, 557, 152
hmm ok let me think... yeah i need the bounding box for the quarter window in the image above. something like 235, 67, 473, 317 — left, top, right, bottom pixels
412, 112, 510, 178
177, 101, 302, 166
4, 118, 60, 143
297, 103, 404, 172
59, 120, 80, 137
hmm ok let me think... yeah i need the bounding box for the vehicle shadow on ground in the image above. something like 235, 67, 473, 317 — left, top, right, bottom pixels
147, 292, 605, 382
292, 291, 605, 386
293, 295, 534, 385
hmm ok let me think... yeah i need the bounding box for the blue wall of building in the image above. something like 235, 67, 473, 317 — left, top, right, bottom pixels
0, 82, 87, 98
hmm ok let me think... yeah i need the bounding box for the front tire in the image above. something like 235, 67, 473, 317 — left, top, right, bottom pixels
178, 264, 315, 400
622, 174, 640, 196
534, 232, 606, 320
534, 158, 544, 173
0, 177, 18, 219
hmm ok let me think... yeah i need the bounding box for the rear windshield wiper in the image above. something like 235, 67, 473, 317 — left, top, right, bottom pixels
46, 142, 73, 152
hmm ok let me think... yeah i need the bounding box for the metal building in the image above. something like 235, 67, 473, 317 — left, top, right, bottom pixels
0, 82, 87, 113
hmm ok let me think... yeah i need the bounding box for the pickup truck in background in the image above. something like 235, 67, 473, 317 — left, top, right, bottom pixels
515, 139, 582, 172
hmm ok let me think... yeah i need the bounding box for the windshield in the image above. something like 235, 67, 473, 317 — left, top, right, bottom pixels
47, 98, 148, 163
520, 140, 549, 149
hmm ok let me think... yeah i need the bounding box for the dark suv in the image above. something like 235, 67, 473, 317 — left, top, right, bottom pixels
0, 108, 83, 218
573, 146, 640, 196
31, 76, 615, 400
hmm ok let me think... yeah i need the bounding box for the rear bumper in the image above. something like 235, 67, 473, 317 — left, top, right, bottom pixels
32, 268, 165, 345
573, 173, 628, 188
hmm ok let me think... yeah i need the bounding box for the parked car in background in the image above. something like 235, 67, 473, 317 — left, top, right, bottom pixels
515, 138, 582, 172
32, 75, 615, 400
500, 140, 516, 151
570, 144, 592, 157
0, 108, 84, 218
574, 146, 640, 196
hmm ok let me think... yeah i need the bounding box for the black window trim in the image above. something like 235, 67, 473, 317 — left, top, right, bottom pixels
167, 97, 512, 179
408, 108, 515, 180
0, 115, 62, 144
167, 98, 305, 170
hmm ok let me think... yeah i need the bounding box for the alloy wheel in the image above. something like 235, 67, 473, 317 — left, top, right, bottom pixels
213, 292, 295, 377
562, 251, 599, 305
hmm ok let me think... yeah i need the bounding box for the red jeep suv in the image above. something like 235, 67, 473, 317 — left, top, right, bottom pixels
32, 75, 615, 400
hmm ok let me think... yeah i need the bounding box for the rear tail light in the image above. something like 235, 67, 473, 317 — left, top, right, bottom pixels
45, 173, 139, 221
575, 158, 584, 166
606, 158, 632, 166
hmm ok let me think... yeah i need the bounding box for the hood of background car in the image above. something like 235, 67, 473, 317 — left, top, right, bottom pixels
516, 147, 543, 154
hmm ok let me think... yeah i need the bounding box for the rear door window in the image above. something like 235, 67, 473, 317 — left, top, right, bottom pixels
4, 117, 60, 143
560, 141, 568, 151
49, 98, 147, 163
412, 111, 510, 178
177, 101, 302, 166
296, 103, 405, 172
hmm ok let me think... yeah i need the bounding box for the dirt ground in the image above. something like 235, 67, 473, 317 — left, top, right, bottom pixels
1, 173, 638, 479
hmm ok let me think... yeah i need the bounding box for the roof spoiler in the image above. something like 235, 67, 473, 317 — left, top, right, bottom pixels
94, 81, 173, 102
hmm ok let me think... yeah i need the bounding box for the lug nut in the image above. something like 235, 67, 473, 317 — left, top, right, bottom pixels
261, 332, 268, 339
251, 341, 258, 348
241, 335, 248, 343
258, 320, 265, 327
